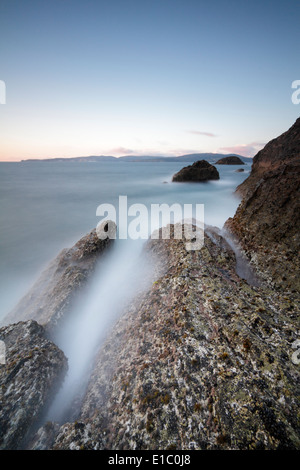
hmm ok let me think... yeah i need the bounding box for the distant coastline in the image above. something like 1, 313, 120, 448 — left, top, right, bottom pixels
20, 153, 252, 164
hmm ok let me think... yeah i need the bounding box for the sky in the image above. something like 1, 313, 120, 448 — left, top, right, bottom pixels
0, 0, 299, 161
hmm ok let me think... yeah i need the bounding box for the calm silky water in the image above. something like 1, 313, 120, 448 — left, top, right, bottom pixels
0, 160, 250, 321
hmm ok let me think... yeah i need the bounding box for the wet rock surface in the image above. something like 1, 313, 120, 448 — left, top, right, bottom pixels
2, 228, 114, 334
0, 320, 67, 450
172, 160, 220, 182
47, 227, 299, 450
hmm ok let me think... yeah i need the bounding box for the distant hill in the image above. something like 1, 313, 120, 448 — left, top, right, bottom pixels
21, 153, 252, 164
22, 155, 117, 163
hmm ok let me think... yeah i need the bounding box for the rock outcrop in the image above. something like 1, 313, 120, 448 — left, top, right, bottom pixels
40, 226, 299, 451
216, 156, 245, 165
226, 118, 300, 290
237, 118, 300, 197
2, 226, 115, 334
0, 320, 67, 450
172, 160, 220, 182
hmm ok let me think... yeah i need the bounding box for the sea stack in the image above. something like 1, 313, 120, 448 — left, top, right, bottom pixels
172, 160, 220, 182
216, 156, 245, 165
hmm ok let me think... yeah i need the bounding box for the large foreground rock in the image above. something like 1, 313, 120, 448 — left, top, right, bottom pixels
2, 226, 115, 334
172, 160, 220, 182
0, 320, 67, 449
48, 226, 299, 450
226, 118, 300, 290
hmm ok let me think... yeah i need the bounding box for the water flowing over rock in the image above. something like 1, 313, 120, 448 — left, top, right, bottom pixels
172, 160, 220, 182
216, 156, 245, 165
226, 118, 300, 291
2, 226, 115, 334
0, 320, 67, 450
44, 226, 299, 450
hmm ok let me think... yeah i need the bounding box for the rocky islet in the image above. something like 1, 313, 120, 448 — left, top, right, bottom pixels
215, 156, 245, 165
172, 160, 220, 182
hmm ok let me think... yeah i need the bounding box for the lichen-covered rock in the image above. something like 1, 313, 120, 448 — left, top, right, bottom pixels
52, 418, 107, 450
27, 421, 61, 450
172, 160, 220, 182
51, 227, 300, 450
0, 320, 67, 449
2, 227, 115, 334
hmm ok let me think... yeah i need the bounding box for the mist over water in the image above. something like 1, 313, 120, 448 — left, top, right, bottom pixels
46, 238, 156, 423
0, 160, 249, 321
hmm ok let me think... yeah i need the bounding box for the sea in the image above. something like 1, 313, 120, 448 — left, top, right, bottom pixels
0, 159, 251, 422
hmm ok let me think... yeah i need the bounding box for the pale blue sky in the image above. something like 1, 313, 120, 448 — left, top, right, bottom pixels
0, 0, 299, 160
